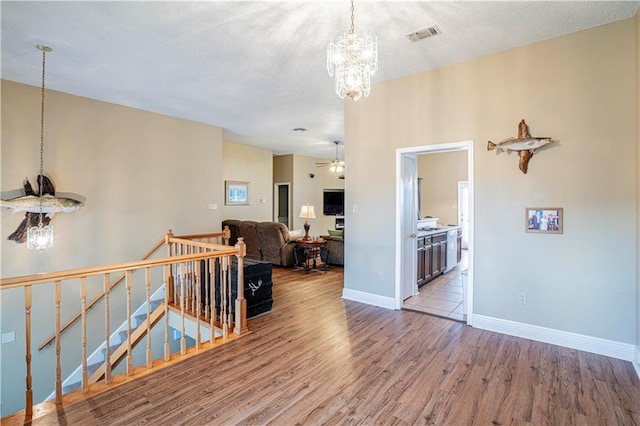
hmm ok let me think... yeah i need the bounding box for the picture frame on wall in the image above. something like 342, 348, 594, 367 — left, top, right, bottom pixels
225, 180, 250, 205
526, 207, 563, 234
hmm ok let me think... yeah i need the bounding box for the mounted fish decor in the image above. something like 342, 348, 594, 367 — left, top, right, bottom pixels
487, 119, 554, 174
1, 175, 83, 243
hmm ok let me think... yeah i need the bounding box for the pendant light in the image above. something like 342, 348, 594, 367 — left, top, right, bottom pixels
27, 45, 54, 250
327, 0, 378, 100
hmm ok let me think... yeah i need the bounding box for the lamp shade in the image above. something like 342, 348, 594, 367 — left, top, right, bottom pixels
299, 204, 316, 220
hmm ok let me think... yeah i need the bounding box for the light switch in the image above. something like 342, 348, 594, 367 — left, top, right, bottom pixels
208, 204, 218, 210
353, 204, 358, 214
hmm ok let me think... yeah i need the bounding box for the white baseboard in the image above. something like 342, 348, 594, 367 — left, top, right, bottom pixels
634, 346, 640, 379
342, 288, 395, 310
473, 314, 635, 362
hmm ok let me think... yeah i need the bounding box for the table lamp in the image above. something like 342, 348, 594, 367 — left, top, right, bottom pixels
299, 204, 316, 240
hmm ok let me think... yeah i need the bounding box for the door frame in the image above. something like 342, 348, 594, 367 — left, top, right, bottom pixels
394, 141, 475, 325
458, 181, 470, 249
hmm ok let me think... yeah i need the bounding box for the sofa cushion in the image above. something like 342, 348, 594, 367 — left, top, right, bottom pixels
327, 229, 343, 237
256, 222, 296, 266
321, 235, 344, 265
238, 221, 261, 261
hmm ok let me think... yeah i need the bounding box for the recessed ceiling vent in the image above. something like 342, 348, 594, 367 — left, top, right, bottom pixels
406, 25, 441, 42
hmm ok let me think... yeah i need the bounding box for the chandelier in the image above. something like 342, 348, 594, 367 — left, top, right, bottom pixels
327, 0, 378, 100
27, 45, 54, 250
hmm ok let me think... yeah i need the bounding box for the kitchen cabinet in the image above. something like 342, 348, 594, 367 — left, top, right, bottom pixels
417, 236, 433, 286
431, 233, 447, 276
417, 232, 447, 287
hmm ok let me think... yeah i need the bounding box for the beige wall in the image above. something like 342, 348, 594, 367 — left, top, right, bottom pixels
221, 141, 273, 222
345, 19, 637, 345
1, 80, 224, 414
418, 151, 468, 225
636, 10, 640, 370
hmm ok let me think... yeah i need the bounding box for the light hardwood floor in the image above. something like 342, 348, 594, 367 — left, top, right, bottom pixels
18, 266, 640, 425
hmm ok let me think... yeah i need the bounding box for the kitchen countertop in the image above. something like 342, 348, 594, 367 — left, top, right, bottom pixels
416, 225, 461, 237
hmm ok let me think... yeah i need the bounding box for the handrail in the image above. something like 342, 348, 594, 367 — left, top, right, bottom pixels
0, 249, 237, 289
19, 229, 229, 350
2, 229, 245, 423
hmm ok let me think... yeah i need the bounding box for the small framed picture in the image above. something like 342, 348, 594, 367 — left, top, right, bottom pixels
225, 180, 250, 205
526, 207, 563, 234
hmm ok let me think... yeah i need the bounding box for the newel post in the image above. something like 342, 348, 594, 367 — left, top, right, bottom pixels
222, 225, 231, 246
233, 237, 248, 335
165, 229, 175, 302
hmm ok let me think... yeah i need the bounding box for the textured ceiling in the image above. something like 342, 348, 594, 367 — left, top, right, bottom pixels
2, 1, 638, 159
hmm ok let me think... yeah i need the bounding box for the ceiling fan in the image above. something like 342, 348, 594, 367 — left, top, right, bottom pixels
316, 141, 345, 173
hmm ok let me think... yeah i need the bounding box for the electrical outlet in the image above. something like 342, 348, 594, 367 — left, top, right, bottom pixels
518, 292, 527, 305
1, 332, 15, 344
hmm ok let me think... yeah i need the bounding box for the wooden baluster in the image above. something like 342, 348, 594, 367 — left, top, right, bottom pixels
227, 256, 233, 334
24, 285, 33, 423
145, 267, 152, 369
104, 273, 112, 384
195, 259, 201, 349
81, 277, 88, 392
166, 229, 175, 303
210, 258, 216, 338
163, 264, 170, 362
234, 238, 248, 335
55, 280, 62, 404
189, 247, 194, 315
126, 270, 133, 376
221, 256, 228, 338
204, 257, 210, 322
192, 248, 198, 314
180, 261, 186, 355
222, 225, 230, 246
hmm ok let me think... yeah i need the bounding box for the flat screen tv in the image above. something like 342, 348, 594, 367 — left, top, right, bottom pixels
323, 189, 344, 216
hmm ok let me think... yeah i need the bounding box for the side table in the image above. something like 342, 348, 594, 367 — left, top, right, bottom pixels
294, 238, 328, 272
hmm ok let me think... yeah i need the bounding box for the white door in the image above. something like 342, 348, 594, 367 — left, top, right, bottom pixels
458, 181, 469, 249
401, 154, 418, 301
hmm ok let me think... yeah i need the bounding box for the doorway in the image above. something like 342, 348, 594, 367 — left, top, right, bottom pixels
395, 141, 474, 325
274, 183, 290, 228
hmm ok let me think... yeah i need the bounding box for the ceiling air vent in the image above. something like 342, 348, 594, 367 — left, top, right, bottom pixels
406, 25, 441, 42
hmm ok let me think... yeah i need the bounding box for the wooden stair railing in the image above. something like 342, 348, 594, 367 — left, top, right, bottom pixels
0, 228, 243, 425
88, 302, 166, 384
37, 227, 231, 351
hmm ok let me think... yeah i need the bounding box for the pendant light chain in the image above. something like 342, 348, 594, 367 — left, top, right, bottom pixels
349, 0, 355, 34
38, 46, 47, 227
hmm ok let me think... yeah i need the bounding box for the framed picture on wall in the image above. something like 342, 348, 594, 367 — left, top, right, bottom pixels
225, 181, 250, 205
526, 207, 563, 234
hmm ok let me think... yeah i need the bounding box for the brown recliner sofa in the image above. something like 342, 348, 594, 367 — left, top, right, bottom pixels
256, 222, 297, 267
222, 220, 297, 266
